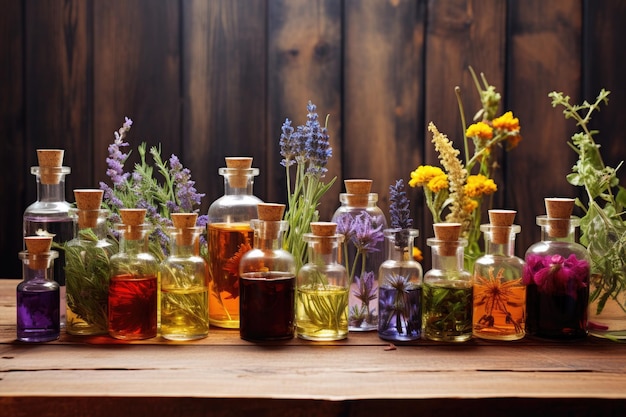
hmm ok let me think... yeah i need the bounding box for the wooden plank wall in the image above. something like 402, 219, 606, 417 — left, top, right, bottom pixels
2, 0, 626, 278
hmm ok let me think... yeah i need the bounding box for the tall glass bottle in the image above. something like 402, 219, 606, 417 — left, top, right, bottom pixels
23, 149, 72, 327
472, 210, 526, 341
239, 203, 295, 341
378, 228, 423, 341
524, 198, 590, 339
297, 222, 349, 341
108, 209, 159, 340
65, 189, 116, 335
160, 213, 210, 341
422, 223, 473, 342
17, 236, 60, 342
331, 179, 387, 332
207, 157, 262, 328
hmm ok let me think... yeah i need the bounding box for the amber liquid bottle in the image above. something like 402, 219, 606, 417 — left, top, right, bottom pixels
207, 157, 262, 328
108, 209, 158, 340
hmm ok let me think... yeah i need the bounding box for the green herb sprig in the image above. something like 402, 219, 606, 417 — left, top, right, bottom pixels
549, 89, 626, 315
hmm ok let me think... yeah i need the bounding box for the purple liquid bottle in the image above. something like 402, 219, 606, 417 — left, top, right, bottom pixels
17, 236, 60, 342
23, 149, 72, 328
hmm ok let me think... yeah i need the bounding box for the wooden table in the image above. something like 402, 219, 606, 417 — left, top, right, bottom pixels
1, 279, 625, 417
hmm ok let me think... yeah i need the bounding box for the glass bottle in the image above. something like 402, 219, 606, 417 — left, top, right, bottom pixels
160, 213, 209, 341
378, 228, 423, 341
239, 203, 295, 341
524, 198, 590, 339
108, 209, 159, 340
422, 223, 473, 342
207, 157, 262, 328
331, 179, 387, 332
472, 210, 526, 341
23, 149, 72, 328
297, 222, 349, 341
65, 189, 116, 335
17, 236, 60, 342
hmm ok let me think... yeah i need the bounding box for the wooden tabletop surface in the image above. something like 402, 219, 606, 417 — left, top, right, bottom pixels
1, 279, 625, 417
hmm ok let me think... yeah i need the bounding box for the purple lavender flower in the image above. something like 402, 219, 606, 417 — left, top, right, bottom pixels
170, 154, 205, 212
353, 271, 377, 305
335, 213, 355, 239
303, 101, 332, 177
389, 179, 413, 248
279, 119, 297, 167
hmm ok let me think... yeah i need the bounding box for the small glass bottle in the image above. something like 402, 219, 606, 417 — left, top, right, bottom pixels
108, 209, 159, 340
23, 149, 72, 328
331, 179, 387, 332
422, 223, 473, 342
472, 210, 526, 341
65, 189, 116, 335
524, 198, 590, 339
160, 213, 209, 341
17, 236, 60, 342
239, 203, 296, 341
297, 222, 349, 341
378, 228, 423, 341
207, 157, 262, 329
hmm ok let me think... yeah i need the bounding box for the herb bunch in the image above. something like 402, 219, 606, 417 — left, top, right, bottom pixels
279, 101, 336, 270
549, 89, 626, 316
100, 117, 209, 262
410, 67, 522, 269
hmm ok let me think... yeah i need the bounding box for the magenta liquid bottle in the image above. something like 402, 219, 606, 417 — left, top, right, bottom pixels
17, 236, 60, 342
23, 149, 72, 328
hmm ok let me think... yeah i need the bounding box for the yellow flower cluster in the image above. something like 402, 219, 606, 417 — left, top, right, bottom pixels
492, 111, 519, 131
465, 121, 493, 141
464, 174, 497, 198
409, 165, 448, 192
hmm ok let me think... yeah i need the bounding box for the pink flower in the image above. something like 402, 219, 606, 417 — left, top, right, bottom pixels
523, 253, 589, 298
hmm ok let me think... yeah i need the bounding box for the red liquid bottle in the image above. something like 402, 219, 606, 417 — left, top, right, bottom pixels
239, 203, 295, 341
108, 209, 158, 340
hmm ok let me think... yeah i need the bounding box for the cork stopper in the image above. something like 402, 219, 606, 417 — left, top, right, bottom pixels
310, 222, 337, 254
24, 236, 53, 270
225, 157, 253, 188
37, 149, 65, 185
257, 203, 285, 239
344, 179, 373, 206
489, 209, 516, 245
545, 198, 574, 238
74, 189, 104, 228
433, 223, 462, 256
120, 208, 147, 240
171, 213, 198, 246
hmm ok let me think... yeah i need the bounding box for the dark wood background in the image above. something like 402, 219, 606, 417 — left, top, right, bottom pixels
2, 0, 626, 277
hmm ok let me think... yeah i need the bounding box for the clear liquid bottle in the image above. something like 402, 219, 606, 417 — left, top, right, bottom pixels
331, 179, 387, 332
17, 236, 60, 342
108, 209, 159, 340
65, 189, 116, 335
472, 210, 526, 341
207, 157, 262, 328
239, 203, 296, 341
422, 223, 473, 342
378, 228, 423, 341
160, 213, 209, 341
23, 149, 72, 328
524, 198, 590, 339
297, 222, 349, 341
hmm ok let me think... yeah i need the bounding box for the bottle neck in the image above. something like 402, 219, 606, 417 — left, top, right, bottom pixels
384, 229, 417, 261
36, 177, 67, 203
224, 177, 255, 195
485, 240, 515, 256
119, 236, 148, 254
430, 247, 465, 271
169, 243, 197, 257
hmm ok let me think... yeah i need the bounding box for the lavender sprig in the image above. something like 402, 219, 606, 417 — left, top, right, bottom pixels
389, 179, 413, 248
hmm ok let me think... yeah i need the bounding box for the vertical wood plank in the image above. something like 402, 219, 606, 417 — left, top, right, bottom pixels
266, 0, 342, 220
422, 0, 506, 257
0, 0, 25, 277
343, 0, 426, 226
507, 0, 582, 254
183, 0, 268, 212
583, 0, 626, 175
93, 0, 181, 197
